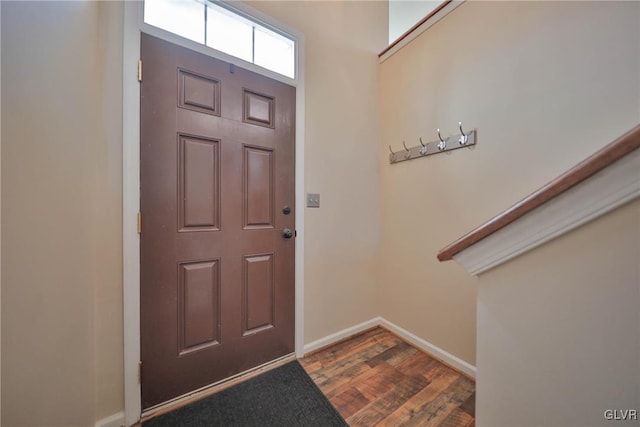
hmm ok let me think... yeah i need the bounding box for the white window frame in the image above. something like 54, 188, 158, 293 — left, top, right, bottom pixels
139, 0, 298, 84
122, 1, 306, 425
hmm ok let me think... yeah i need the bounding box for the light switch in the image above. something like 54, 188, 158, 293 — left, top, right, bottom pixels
306, 193, 320, 208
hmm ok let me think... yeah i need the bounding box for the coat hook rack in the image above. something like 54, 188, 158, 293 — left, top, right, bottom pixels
389, 122, 477, 164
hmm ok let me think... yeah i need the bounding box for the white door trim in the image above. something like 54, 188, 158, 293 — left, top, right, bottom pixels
122, 3, 141, 424
122, 2, 306, 425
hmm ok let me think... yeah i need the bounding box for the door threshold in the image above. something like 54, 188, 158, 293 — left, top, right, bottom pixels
140, 353, 296, 423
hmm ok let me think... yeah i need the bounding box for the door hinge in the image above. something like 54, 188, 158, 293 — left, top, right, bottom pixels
137, 212, 141, 234
138, 60, 143, 82
138, 361, 143, 384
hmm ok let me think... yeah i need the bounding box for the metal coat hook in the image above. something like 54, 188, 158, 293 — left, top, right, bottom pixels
388, 145, 397, 162
458, 121, 468, 145
402, 141, 411, 158
437, 129, 447, 151
419, 137, 428, 155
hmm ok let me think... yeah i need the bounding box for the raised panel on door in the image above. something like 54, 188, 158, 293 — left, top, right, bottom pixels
178, 135, 220, 232
178, 259, 221, 355
243, 145, 275, 229
242, 253, 275, 335
243, 89, 275, 128
178, 68, 221, 116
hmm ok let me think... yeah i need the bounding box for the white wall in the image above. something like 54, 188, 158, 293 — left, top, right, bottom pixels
476, 199, 640, 427
389, 0, 441, 43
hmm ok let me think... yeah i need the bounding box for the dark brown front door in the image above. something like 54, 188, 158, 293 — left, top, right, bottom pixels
140, 34, 295, 409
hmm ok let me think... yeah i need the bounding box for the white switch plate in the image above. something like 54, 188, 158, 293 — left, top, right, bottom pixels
306, 193, 320, 208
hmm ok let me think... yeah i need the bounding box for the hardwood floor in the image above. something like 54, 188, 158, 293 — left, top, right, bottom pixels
300, 327, 475, 427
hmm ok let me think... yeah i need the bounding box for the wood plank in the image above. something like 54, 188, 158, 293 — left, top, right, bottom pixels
459, 392, 475, 417
366, 341, 414, 368
397, 376, 475, 427
323, 362, 383, 400
324, 360, 399, 400
301, 327, 475, 427
302, 327, 390, 373
383, 344, 424, 368
437, 408, 474, 427
330, 386, 370, 419
377, 364, 460, 426
348, 373, 430, 426
395, 351, 439, 379
355, 362, 404, 401
309, 333, 399, 389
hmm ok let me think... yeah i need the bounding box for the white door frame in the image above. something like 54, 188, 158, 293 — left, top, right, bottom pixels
122, 2, 306, 425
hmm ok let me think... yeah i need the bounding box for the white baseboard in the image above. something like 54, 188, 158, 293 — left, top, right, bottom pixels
303, 317, 382, 355
378, 318, 476, 378
95, 411, 125, 427
303, 317, 476, 379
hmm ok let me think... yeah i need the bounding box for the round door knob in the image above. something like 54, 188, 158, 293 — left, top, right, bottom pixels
282, 228, 293, 239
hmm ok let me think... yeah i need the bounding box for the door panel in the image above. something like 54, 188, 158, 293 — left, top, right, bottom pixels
243, 253, 275, 334
178, 69, 221, 116
178, 135, 220, 231
178, 259, 221, 354
140, 34, 295, 409
243, 145, 275, 228
243, 89, 275, 128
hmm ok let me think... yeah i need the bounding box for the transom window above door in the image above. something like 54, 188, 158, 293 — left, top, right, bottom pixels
144, 0, 296, 79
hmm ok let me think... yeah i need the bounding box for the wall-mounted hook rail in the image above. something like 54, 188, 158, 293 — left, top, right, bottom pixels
389, 123, 477, 164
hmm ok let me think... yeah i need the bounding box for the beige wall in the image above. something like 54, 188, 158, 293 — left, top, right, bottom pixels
476, 199, 640, 426
3, 0, 638, 425
1, 0, 386, 424
378, 1, 640, 366
247, 1, 388, 343
1, 1, 123, 425
94, 2, 124, 421
0, 2, 3, 423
